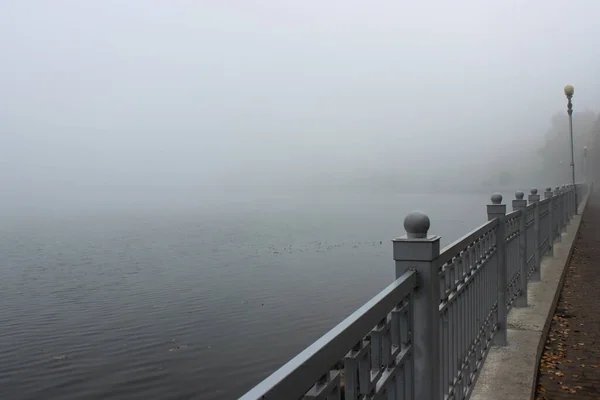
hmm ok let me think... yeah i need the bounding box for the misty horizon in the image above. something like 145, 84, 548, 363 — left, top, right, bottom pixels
2, 1, 600, 212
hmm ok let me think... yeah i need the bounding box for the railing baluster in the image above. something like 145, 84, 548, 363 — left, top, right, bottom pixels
449, 257, 458, 396
371, 320, 385, 382
358, 340, 372, 395
528, 188, 541, 281
513, 192, 528, 307
550, 193, 554, 242
405, 294, 414, 400
395, 363, 405, 400
343, 342, 362, 400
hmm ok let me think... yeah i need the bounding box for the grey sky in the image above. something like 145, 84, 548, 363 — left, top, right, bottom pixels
2, 1, 600, 209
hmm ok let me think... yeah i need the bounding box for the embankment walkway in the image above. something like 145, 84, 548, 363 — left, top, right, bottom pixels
535, 193, 600, 399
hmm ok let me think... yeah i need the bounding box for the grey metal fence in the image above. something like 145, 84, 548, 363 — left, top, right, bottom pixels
437, 218, 499, 399
239, 183, 588, 400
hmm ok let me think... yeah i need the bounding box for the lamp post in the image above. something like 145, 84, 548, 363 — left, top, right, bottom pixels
564, 84, 577, 211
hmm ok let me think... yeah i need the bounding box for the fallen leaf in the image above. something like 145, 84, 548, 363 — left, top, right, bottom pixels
555, 371, 564, 377
537, 384, 546, 392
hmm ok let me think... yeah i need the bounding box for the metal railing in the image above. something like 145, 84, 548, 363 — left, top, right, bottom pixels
239, 183, 588, 400
437, 218, 499, 400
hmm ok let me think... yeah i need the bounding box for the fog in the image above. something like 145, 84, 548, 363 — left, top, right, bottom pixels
2, 1, 600, 212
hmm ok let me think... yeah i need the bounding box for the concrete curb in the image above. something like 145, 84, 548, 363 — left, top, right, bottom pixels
470, 191, 590, 400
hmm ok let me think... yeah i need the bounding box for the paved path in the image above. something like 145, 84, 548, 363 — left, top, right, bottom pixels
535, 194, 600, 399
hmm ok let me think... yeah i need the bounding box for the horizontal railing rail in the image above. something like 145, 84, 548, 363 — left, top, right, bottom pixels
239, 182, 590, 400
239, 270, 417, 400
436, 219, 499, 269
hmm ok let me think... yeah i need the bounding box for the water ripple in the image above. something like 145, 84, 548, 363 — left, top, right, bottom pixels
0, 192, 487, 399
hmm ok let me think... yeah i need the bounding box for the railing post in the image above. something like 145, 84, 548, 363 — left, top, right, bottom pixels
564, 186, 568, 223
559, 186, 567, 231
487, 193, 507, 346
528, 188, 541, 281
393, 211, 441, 400
512, 191, 528, 308
565, 185, 572, 220
563, 185, 568, 220
554, 187, 562, 241
575, 184, 580, 213
544, 188, 554, 256
577, 183, 580, 212
571, 184, 577, 215
556, 186, 561, 230
567, 185, 572, 217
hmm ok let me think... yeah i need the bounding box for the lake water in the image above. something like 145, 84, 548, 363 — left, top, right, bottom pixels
0, 190, 491, 399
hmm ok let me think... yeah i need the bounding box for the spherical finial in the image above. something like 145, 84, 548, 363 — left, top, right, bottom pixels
555, 186, 560, 190
530, 188, 538, 195
403, 211, 430, 239
564, 84, 574, 97
491, 193, 502, 205
515, 191, 524, 200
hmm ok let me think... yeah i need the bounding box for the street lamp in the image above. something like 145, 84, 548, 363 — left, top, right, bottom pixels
564, 84, 577, 211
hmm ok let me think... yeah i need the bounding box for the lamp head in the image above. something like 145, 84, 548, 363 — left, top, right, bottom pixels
564, 84, 575, 97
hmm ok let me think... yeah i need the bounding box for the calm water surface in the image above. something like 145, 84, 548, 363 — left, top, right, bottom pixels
0, 191, 490, 399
